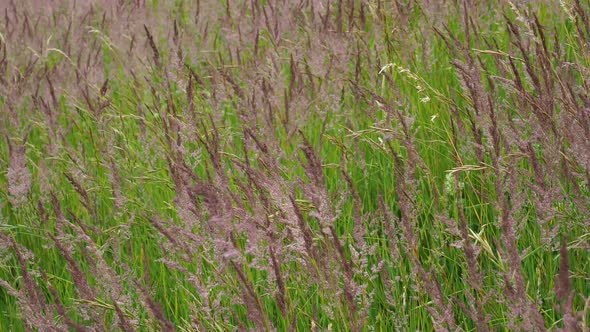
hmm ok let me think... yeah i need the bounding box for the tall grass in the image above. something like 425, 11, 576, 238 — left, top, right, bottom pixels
0, 0, 588, 331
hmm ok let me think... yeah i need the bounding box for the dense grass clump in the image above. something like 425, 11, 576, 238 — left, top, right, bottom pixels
0, 0, 589, 331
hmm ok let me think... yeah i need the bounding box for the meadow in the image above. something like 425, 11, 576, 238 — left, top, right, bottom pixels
0, 0, 589, 330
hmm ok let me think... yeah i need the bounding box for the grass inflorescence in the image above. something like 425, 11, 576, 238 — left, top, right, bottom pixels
0, 0, 589, 331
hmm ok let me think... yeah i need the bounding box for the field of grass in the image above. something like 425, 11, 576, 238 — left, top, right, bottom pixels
0, 0, 589, 331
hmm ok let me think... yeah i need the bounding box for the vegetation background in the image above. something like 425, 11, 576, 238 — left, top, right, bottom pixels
0, 0, 589, 330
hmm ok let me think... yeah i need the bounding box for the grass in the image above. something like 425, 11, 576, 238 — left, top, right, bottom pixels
0, 0, 589, 331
